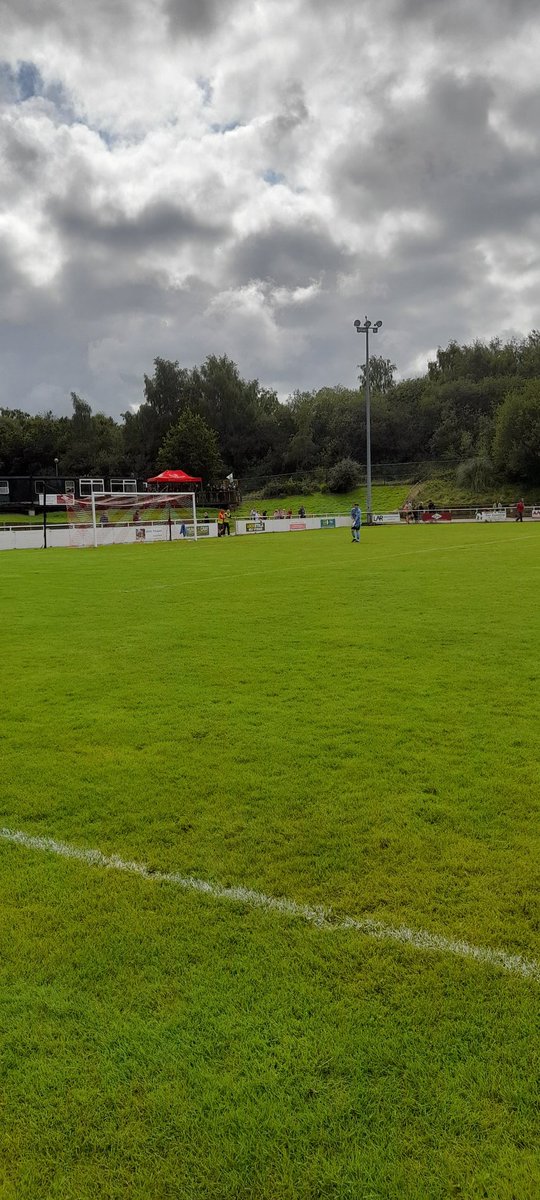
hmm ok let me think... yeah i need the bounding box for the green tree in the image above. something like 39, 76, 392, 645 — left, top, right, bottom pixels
493, 382, 540, 481
358, 355, 396, 395
157, 410, 223, 482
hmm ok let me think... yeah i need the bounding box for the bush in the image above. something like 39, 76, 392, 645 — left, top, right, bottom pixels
455, 456, 495, 493
260, 474, 324, 498
260, 477, 295, 499
327, 457, 363, 493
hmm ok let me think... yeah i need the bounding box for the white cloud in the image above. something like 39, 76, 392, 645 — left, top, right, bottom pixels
0, 0, 540, 415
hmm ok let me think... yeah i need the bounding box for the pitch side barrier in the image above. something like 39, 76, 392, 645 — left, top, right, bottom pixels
1, 508, 540, 550
0, 519, 219, 551
235, 507, 540, 534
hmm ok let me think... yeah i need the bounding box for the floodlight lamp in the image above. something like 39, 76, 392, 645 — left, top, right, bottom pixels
374, 320, 382, 328
354, 319, 362, 330
364, 319, 372, 328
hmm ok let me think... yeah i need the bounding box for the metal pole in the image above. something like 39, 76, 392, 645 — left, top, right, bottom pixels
43, 488, 47, 550
91, 491, 97, 548
365, 326, 372, 524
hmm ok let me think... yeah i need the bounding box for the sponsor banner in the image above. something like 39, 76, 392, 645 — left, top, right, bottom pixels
180, 523, 211, 537
532, 509, 540, 520
421, 511, 452, 522
236, 516, 348, 535
476, 510, 506, 522
38, 493, 74, 506
145, 526, 167, 541
373, 512, 400, 525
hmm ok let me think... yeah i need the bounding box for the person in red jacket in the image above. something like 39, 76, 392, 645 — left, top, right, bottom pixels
516, 499, 525, 522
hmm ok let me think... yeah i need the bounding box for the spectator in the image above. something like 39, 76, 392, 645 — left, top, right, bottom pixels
516, 498, 525, 522
99, 512, 109, 525
298, 505, 306, 518
286, 508, 293, 519
427, 500, 435, 512
217, 508, 225, 536
261, 510, 268, 519
223, 508, 231, 536
132, 509, 140, 523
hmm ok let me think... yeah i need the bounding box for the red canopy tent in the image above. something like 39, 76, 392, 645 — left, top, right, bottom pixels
147, 469, 202, 484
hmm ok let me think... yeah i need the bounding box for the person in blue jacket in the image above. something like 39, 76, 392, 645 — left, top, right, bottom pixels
351, 503, 361, 543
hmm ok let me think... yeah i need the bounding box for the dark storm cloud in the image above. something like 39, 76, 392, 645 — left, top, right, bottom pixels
164, 0, 241, 36
48, 195, 229, 252
337, 72, 540, 238
231, 222, 354, 288
390, 0, 538, 39
2, 121, 46, 182
270, 81, 309, 139
0, 0, 137, 38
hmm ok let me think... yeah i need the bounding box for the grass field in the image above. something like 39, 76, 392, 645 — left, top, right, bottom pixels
1, 523, 539, 1199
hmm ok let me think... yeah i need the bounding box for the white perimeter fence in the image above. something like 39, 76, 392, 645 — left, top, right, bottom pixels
0, 520, 219, 552
1, 507, 540, 551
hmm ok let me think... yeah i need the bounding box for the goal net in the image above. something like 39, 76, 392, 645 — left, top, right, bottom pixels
65, 491, 198, 548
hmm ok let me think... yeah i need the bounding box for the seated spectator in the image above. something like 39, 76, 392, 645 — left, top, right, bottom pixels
132, 509, 140, 523
286, 508, 293, 519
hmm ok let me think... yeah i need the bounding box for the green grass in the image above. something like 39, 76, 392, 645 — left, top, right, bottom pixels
1, 524, 539, 1199
414, 476, 540, 509
236, 484, 408, 517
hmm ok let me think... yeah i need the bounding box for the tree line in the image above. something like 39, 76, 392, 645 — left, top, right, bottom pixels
1, 334, 540, 490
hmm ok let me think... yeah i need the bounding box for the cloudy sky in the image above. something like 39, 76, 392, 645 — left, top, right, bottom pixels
1, 0, 539, 416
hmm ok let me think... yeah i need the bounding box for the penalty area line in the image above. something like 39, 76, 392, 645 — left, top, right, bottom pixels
1, 826, 539, 983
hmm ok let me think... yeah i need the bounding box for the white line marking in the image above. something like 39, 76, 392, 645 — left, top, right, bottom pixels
1, 827, 538, 982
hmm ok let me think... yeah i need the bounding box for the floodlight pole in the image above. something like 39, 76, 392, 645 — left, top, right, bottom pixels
354, 317, 382, 524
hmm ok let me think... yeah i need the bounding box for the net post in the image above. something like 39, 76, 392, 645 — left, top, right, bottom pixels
192, 491, 197, 541
43, 488, 47, 550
